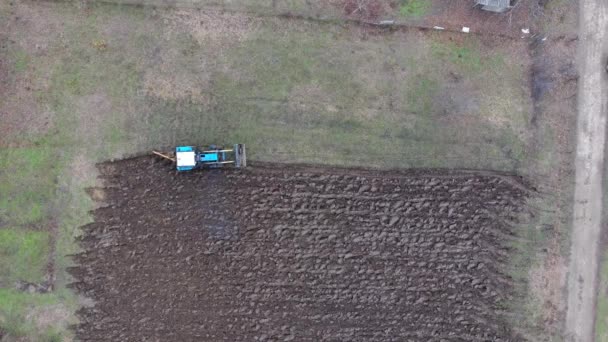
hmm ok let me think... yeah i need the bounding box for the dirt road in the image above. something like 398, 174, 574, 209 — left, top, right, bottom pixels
565, 1, 608, 341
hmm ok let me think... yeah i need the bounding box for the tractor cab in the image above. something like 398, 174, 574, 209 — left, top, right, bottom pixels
175, 146, 198, 171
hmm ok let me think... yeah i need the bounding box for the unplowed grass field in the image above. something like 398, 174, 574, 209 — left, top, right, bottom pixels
70, 157, 529, 341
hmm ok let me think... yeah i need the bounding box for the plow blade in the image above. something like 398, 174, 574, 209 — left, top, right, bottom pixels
152, 150, 176, 162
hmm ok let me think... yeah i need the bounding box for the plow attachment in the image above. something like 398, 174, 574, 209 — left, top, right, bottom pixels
234, 144, 246, 168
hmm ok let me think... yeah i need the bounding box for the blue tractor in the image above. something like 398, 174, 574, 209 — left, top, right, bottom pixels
153, 144, 246, 171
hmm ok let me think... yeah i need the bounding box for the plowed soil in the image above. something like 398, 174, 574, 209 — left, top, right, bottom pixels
70, 157, 529, 341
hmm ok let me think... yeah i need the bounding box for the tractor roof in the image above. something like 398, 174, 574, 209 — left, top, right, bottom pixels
176, 150, 196, 167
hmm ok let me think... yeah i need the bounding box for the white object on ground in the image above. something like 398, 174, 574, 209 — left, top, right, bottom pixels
461, 27, 470, 33
433, 26, 445, 30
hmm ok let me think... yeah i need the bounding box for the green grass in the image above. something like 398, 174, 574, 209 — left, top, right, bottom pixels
500, 195, 558, 341
0, 289, 52, 336
12, 49, 29, 73
0, 288, 72, 340
0, 144, 66, 339
597, 140, 608, 342
431, 40, 484, 73
201, 27, 528, 170
399, 0, 431, 17
54, 181, 96, 290
407, 76, 438, 114
0, 146, 56, 226
0, 229, 50, 285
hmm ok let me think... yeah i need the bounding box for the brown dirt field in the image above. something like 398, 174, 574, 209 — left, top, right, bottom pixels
70, 157, 529, 341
